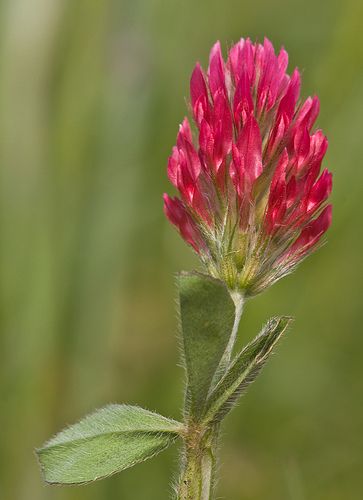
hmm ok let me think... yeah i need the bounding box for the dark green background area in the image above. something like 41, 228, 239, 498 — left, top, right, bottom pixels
0, 0, 361, 498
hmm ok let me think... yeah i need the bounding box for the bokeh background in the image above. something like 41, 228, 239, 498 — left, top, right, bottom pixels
0, 0, 362, 499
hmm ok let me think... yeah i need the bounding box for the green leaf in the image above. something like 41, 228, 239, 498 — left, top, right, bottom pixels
36, 404, 183, 485
177, 271, 236, 419
202, 316, 293, 425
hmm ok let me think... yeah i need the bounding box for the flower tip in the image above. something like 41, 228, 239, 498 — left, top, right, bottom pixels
178, 117, 193, 143
291, 67, 301, 84
210, 40, 222, 55
322, 203, 333, 229
163, 193, 173, 214
190, 63, 207, 108
263, 36, 274, 51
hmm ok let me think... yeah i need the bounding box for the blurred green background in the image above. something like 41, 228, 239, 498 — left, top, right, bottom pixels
0, 0, 362, 498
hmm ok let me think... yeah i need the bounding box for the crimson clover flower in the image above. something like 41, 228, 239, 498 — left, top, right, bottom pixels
164, 38, 332, 295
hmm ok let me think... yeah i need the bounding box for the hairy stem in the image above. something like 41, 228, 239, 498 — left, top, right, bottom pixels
176, 424, 218, 500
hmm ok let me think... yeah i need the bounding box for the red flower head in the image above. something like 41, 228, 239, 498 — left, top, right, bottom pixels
164, 38, 332, 295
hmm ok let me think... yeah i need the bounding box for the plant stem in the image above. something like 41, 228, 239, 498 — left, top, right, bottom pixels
212, 291, 244, 388
222, 291, 245, 367
177, 424, 218, 500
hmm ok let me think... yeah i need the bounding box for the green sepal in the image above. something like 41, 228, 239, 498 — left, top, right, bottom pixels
177, 271, 236, 419
202, 316, 293, 425
36, 404, 183, 485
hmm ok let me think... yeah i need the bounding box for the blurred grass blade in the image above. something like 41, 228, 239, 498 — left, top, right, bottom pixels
203, 316, 293, 425
178, 272, 236, 419
36, 405, 183, 485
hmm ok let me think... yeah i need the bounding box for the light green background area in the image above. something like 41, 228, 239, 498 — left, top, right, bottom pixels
0, 0, 362, 499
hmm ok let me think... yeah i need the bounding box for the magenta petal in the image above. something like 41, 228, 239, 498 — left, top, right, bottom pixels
163, 193, 184, 226
227, 39, 243, 81
177, 117, 193, 147
267, 112, 289, 158
230, 144, 245, 198
309, 131, 328, 171
193, 95, 209, 127
163, 194, 204, 252
208, 41, 226, 97
167, 146, 180, 186
277, 47, 288, 74
290, 204, 332, 255
242, 38, 255, 83
190, 63, 208, 109
235, 115, 263, 186
307, 169, 333, 212
265, 150, 289, 232
256, 39, 275, 112
295, 96, 320, 131
227, 38, 255, 84
293, 126, 311, 170
190, 66, 210, 126
176, 118, 201, 180
233, 70, 253, 127
277, 68, 301, 121
286, 175, 297, 209
199, 119, 214, 159
212, 91, 232, 163
270, 149, 289, 193
255, 38, 289, 113
176, 160, 196, 204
